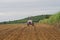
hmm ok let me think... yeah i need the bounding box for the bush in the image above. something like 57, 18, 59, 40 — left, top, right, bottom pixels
39, 19, 48, 24
48, 12, 60, 24
39, 12, 60, 24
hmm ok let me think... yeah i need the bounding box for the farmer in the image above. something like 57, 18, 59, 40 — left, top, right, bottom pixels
27, 17, 34, 26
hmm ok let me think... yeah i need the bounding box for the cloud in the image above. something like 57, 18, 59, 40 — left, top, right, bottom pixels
0, 0, 39, 3
0, 13, 5, 15
0, 0, 60, 22
0, 0, 59, 3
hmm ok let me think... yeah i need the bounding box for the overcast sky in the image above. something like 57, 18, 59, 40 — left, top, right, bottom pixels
0, 0, 60, 22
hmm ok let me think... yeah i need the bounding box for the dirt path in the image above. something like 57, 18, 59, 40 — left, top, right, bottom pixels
0, 24, 60, 40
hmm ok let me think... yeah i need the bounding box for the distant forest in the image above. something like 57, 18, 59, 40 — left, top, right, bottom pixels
0, 15, 51, 24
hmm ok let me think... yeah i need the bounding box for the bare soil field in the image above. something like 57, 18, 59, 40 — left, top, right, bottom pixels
0, 23, 60, 40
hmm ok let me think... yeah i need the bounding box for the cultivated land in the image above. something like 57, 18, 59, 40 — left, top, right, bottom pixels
0, 23, 60, 40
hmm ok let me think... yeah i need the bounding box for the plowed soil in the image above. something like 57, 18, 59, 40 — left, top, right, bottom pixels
0, 24, 60, 40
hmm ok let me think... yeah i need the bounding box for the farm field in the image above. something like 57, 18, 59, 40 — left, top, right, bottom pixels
0, 23, 60, 40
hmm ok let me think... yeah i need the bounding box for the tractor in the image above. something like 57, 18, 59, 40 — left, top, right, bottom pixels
27, 17, 34, 26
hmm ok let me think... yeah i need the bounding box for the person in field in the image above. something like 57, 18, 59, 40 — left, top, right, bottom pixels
27, 17, 34, 26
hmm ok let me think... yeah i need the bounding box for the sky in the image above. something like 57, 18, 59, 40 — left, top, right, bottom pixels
0, 0, 60, 22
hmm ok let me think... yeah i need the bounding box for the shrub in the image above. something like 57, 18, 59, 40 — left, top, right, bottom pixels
39, 12, 60, 24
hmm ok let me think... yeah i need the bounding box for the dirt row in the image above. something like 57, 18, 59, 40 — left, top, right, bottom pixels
0, 24, 60, 40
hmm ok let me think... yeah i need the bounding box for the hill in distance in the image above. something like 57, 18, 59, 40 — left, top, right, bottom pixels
0, 15, 51, 24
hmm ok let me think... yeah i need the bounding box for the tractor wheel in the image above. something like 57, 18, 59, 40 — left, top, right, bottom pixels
32, 23, 34, 26
27, 23, 29, 26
